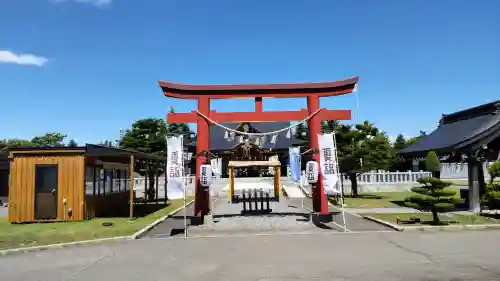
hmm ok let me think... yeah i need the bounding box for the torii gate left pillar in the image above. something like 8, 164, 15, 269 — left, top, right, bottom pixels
195, 97, 211, 216
160, 77, 358, 218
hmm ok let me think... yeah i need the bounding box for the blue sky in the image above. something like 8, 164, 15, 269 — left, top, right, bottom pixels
1, 0, 499, 144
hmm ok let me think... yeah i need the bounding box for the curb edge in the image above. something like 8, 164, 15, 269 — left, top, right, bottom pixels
131, 199, 195, 239
363, 215, 404, 232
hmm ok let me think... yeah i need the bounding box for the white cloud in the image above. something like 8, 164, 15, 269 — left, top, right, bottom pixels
0, 50, 49, 67
50, 0, 112, 8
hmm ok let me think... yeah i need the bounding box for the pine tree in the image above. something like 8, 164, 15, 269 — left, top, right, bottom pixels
425, 151, 441, 178
405, 177, 456, 225
393, 134, 407, 151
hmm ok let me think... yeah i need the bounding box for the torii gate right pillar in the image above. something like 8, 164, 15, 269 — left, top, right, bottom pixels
307, 95, 329, 213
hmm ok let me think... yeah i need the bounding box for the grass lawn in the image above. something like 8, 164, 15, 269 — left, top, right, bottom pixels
366, 212, 500, 226
337, 188, 462, 209
0, 197, 193, 250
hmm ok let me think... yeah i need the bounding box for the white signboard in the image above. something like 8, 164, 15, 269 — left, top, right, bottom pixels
318, 133, 340, 195
166, 136, 185, 199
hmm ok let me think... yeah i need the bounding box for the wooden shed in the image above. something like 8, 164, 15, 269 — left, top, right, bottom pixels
8, 144, 164, 223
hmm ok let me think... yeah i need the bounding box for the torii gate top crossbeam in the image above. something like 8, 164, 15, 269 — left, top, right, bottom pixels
159, 77, 358, 99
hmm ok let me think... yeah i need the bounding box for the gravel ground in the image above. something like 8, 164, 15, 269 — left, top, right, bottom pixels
146, 178, 390, 238
187, 180, 328, 236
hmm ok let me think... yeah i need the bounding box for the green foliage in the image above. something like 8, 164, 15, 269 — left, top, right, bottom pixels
100, 140, 116, 148
425, 151, 440, 172
119, 118, 168, 154
321, 120, 340, 134
167, 107, 195, 142
0, 140, 7, 151
293, 119, 393, 197
392, 134, 408, 151
336, 121, 394, 173
405, 177, 456, 225
31, 132, 67, 147
390, 134, 412, 172
406, 131, 427, 146
488, 161, 500, 181
5, 139, 35, 148
482, 162, 500, 209
67, 139, 78, 147
1, 133, 73, 149
295, 122, 308, 140
335, 121, 394, 197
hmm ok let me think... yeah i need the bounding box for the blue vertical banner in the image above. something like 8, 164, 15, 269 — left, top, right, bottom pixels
289, 147, 301, 182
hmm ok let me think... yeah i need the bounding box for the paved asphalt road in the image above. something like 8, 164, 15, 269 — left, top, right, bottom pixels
2, 231, 500, 280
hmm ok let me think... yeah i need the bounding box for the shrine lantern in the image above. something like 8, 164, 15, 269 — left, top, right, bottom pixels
306, 161, 319, 184
200, 164, 212, 189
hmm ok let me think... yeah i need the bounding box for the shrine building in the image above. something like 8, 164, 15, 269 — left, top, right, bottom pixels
185, 121, 307, 178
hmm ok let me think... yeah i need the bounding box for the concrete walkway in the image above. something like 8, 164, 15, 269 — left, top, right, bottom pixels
282, 184, 305, 198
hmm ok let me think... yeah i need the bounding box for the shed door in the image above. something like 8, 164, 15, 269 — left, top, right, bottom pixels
34, 164, 58, 220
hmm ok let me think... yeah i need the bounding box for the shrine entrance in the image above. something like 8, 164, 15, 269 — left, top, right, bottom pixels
160, 78, 358, 217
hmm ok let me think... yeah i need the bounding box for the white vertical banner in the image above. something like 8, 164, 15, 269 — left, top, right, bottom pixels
210, 158, 222, 179
217, 158, 222, 179
166, 136, 185, 199
318, 133, 340, 195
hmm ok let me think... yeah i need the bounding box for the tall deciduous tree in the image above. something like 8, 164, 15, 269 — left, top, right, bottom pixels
120, 118, 168, 155
119, 116, 193, 200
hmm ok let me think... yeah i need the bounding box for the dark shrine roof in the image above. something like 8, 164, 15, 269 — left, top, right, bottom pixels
401, 101, 500, 156
186, 122, 307, 150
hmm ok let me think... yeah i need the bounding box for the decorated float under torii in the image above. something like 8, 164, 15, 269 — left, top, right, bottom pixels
159, 77, 358, 217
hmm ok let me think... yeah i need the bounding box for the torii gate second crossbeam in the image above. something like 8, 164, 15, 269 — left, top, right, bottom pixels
159, 77, 358, 217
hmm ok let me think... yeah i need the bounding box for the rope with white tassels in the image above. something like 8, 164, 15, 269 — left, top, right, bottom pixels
195, 108, 323, 137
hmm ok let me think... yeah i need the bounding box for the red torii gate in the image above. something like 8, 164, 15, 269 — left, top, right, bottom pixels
159, 77, 358, 217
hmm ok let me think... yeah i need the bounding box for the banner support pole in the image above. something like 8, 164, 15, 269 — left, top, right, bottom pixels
332, 132, 348, 232
180, 135, 188, 237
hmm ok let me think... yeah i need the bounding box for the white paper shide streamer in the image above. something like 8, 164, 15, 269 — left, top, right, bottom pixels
317, 133, 340, 195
